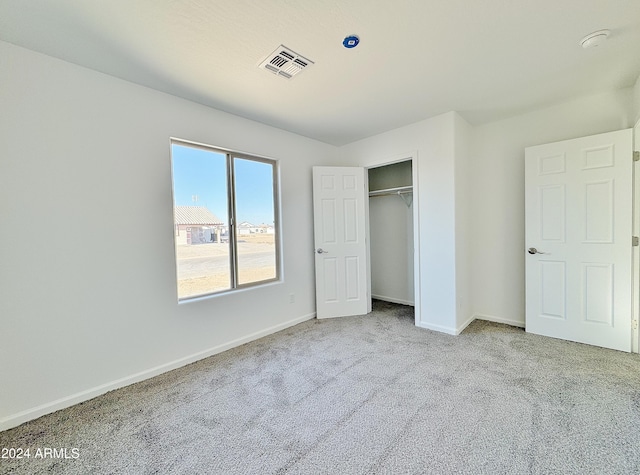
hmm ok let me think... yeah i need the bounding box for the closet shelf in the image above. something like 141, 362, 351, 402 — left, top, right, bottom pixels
368, 185, 413, 197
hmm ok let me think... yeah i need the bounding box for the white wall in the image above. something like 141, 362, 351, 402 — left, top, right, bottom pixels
469, 88, 635, 327
0, 41, 337, 430
453, 114, 473, 331
339, 112, 470, 334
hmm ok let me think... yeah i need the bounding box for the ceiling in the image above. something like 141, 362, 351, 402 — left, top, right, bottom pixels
1, 0, 639, 145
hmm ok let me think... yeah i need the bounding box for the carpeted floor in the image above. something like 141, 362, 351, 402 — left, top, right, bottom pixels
2, 300, 640, 474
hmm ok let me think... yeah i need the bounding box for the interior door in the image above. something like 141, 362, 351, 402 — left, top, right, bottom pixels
525, 128, 633, 351
312, 166, 369, 318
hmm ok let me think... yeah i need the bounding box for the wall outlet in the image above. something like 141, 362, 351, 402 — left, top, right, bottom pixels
289, 293, 295, 304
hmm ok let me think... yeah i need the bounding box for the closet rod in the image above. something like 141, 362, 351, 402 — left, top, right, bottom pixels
368, 185, 413, 197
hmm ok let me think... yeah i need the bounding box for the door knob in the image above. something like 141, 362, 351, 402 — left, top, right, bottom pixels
316, 248, 328, 254
527, 247, 546, 255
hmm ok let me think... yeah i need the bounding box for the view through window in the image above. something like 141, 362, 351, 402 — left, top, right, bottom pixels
171, 140, 279, 300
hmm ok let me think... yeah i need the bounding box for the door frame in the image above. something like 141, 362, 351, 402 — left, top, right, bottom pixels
364, 151, 421, 326
634, 118, 640, 353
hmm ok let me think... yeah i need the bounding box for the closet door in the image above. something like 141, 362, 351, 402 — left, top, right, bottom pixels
312, 166, 369, 318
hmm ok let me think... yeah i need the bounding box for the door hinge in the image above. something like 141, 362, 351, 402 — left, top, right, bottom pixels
633, 236, 639, 247
634, 151, 640, 162
633, 319, 638, 330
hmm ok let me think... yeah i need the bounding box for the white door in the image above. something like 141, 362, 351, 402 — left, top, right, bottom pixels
525, 129, 633, 352
312, 166, 369, 318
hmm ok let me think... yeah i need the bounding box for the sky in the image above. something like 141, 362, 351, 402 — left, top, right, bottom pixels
171, 143, 275, 225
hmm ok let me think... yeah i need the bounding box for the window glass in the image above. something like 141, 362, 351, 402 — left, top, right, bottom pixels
170, 141, 279, 300
233, 157, 277, 285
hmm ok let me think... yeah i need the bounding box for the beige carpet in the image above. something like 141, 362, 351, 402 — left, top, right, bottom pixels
2, 300, 640, 474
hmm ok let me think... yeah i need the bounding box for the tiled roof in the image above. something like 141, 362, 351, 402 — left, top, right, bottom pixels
174, 206, 223, 225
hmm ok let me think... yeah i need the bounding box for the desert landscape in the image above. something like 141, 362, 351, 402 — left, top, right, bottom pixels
175, 234, 277, 299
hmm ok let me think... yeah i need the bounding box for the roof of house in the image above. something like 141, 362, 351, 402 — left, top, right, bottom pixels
174, 206, 223, 225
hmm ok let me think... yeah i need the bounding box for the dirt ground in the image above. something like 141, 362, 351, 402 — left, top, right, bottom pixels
178, 268, 277, 298
176, 234, 277, 298
175, 235, 275, 259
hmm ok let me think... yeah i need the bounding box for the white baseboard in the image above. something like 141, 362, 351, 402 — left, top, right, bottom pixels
415, 320, 458, 335
456, 315, 476, 335
0, 312, 316, 432
474, 313, 525, 328
418, 314, 524, 337
371, 294, 415, 306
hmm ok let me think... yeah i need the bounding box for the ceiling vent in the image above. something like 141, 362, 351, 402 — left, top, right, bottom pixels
259, 45, 313, 79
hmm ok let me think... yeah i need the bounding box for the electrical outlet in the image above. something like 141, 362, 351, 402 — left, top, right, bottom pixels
289, 293, 295, 304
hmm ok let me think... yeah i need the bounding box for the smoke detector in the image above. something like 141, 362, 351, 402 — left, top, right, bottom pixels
579, 29, 610, 48
259, 45, 314, 79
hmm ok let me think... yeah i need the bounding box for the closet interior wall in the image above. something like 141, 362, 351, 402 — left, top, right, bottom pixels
368, 161, 414, 306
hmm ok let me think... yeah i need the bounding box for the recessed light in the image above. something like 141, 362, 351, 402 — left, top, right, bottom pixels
579, 29, 610, 48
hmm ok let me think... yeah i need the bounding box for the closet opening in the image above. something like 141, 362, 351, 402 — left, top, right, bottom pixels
367, 159, 415, 311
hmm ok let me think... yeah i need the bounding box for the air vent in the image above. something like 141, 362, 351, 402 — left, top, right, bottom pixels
259, 45, 314, 79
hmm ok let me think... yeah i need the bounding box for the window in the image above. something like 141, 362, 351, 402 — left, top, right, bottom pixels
170, 139, 280, 300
